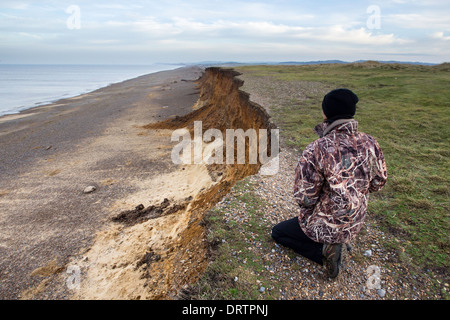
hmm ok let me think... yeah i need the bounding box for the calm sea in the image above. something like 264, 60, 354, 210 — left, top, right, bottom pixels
0, 64, 185, 116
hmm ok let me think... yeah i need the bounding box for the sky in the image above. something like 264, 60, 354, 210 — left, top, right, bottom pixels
0, 0, 449, 64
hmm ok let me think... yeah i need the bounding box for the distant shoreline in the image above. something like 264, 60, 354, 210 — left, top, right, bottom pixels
0, 63, 186, 117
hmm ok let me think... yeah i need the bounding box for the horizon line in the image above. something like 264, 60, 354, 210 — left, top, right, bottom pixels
0, 59, 447, 66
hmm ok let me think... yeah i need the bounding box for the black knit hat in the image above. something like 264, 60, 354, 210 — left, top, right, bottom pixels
322, 88, 358, 123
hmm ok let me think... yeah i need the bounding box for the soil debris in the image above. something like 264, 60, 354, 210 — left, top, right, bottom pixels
136, 250, 162, 270
112, 198, 188, 227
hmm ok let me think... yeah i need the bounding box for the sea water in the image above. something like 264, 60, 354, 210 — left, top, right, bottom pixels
0, 64, 185, 116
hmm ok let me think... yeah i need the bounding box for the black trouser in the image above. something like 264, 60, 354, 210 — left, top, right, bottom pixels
271, 217, 324, 265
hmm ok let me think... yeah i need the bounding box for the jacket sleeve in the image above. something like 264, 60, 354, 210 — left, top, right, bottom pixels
368, 139, 388, 193
293, 142, 324, 216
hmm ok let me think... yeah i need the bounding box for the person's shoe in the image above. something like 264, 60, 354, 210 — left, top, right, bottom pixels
322, 243, 343, 279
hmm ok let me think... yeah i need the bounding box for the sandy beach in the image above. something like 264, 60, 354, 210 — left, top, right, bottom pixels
0, 66, 206, 299
0, 65, 274, 300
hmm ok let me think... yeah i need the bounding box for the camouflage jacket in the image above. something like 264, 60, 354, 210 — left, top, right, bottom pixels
294, 119, 387, 244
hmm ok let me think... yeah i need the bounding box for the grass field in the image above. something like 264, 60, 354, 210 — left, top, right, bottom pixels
241, 62, 449, 269
192, 61, 449, 299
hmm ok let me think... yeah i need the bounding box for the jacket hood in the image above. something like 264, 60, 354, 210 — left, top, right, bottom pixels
314, 119, 358, 138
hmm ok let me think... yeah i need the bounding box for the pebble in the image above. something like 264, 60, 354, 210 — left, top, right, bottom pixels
259, 286, 266, 293
83, 186, 96, 194
377, 289, 386, 298
363, 249, 372, 257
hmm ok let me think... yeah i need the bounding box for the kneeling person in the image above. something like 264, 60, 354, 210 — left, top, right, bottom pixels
272, 88, 387, 278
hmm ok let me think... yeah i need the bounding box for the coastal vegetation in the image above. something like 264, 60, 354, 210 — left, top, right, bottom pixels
190, 62, 449, 299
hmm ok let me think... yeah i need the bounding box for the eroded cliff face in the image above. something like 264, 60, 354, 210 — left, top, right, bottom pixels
146, 67, 277, 193
73, 67, 275, 300
147, 68, 273, 130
